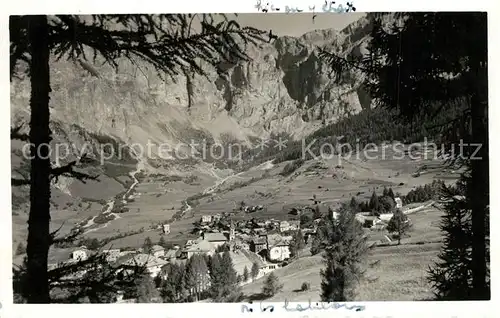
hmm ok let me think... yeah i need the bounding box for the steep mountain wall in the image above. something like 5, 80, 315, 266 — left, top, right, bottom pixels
10, 15, 373, 167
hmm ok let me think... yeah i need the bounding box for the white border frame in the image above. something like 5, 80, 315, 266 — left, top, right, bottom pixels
1, 1, 498, 317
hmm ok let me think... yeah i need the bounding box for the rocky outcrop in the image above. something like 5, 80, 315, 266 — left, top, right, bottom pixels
10, 14, 373, 165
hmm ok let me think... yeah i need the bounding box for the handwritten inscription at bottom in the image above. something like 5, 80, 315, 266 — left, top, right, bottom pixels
241, 299, 365, 313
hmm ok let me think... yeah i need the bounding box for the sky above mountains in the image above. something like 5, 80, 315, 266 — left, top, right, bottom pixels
233, 13, 365, 36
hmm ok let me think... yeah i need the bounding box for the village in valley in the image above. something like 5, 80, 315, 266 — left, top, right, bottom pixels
52, 181, 439, 302
11, 12, 487, 304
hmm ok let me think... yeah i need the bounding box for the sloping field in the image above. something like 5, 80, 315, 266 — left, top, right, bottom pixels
241, 242, 441, 301
240, 204, 444, 302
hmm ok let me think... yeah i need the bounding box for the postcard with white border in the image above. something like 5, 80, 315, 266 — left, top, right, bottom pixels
1, 0, 497, 317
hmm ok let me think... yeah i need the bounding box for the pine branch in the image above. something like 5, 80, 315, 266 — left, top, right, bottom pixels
51, 230, 81, 247
11, 123, 29, 141
11, 14, 268, 82
76, 58, 101, 78
12, 154, 99, 187
9, 16, 30, 80
50, 154, 99, 184
11, 178, 30, 186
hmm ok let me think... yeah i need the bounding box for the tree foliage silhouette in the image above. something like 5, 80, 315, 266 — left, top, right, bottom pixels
161, 263, 186, 302
210, 250, 239, 301
386, 209, 411, 245
13, 252, 149, 303
136, 273, 160, 303
143, 237, 153, 254
250, 262, 260, 281
261, 272, 283, 298
319, 12, 488, 300
10, 14, 268, 303
184, 254, 209, 301
320, 205, 368, 302
290, 230, 305, 258
428, 172, 477, 300
243, 265, 249, 282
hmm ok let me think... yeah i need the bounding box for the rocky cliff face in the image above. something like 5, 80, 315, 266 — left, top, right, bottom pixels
10, 15, 373, 169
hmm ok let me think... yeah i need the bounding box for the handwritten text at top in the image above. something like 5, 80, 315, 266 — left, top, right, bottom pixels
255, 0, 356, 14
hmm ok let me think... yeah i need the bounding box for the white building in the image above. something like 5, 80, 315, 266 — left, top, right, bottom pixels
260, 263, 280, 276
162, 224, 170, 235
331, 210, 339, 220
268, 241, 291, 262
103, 249, 121, 262
120, 253, 167, 278
379, 213, 394, 222
201, 215, 212, 223
395, 197, 403, 209
202, 232, 228, 248
69, 248, 89, 261
279, 220, 300, 232
184, 240, 216, 259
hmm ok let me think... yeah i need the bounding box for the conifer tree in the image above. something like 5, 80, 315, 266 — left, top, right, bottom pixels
176, 263, 187, 301
313, 204, 322, 219
161, 263, 185, 302
261, 272, 283, 298
136, 273, 160, 303
208, 253, 223, 298
387, 188, 395, 200
185, 254, 209, 301
158, 236, 167, 248
250, 262, 260, 281
143, 237, 153, 254
311, 218, 331, 255
320, 205, 368, 302
349, 197, 360, 212
10, 14, 268, 303
320, 12, 488, 299
290, 230, 305, 258
211, 250, 240, 301
243, 266, 249, 282
87, 238, 100, 250
387, 209, 411, 245
221, 250, 238, 286
369, 191, 381, 215
14, 252, 150, 303
428, 172, 476, 300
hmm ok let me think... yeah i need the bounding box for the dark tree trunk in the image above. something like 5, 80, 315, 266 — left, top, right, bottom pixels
469, 62, 489, 300
26, 15, 52, 303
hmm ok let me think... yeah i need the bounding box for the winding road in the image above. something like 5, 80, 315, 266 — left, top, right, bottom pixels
80, 157, 255, 235
81, 157, 144, 234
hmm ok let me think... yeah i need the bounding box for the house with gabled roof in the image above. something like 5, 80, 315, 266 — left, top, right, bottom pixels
184, 240, 216, 258
202, 232, 228, 248
151, 245, 165, 258
103, 249, 121, 263
250, 236, 267, 254
268, 240, 290, 262
201, 215, 212, 223
118, 253, 167, 278
164, 249, 178, 261
69, 247, 89, 261
279, 220, 300, 232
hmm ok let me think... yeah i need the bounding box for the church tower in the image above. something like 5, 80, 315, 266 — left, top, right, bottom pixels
229, 221, 236, 242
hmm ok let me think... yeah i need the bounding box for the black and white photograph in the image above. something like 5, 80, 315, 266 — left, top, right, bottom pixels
9, 11, 489, 304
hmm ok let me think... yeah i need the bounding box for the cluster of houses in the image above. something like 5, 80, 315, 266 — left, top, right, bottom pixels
54, 210, 307, 290
240, 204, 264, 213
55, 220, 291, 284
351, 197, 409, 230
51, 197, 410, 302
